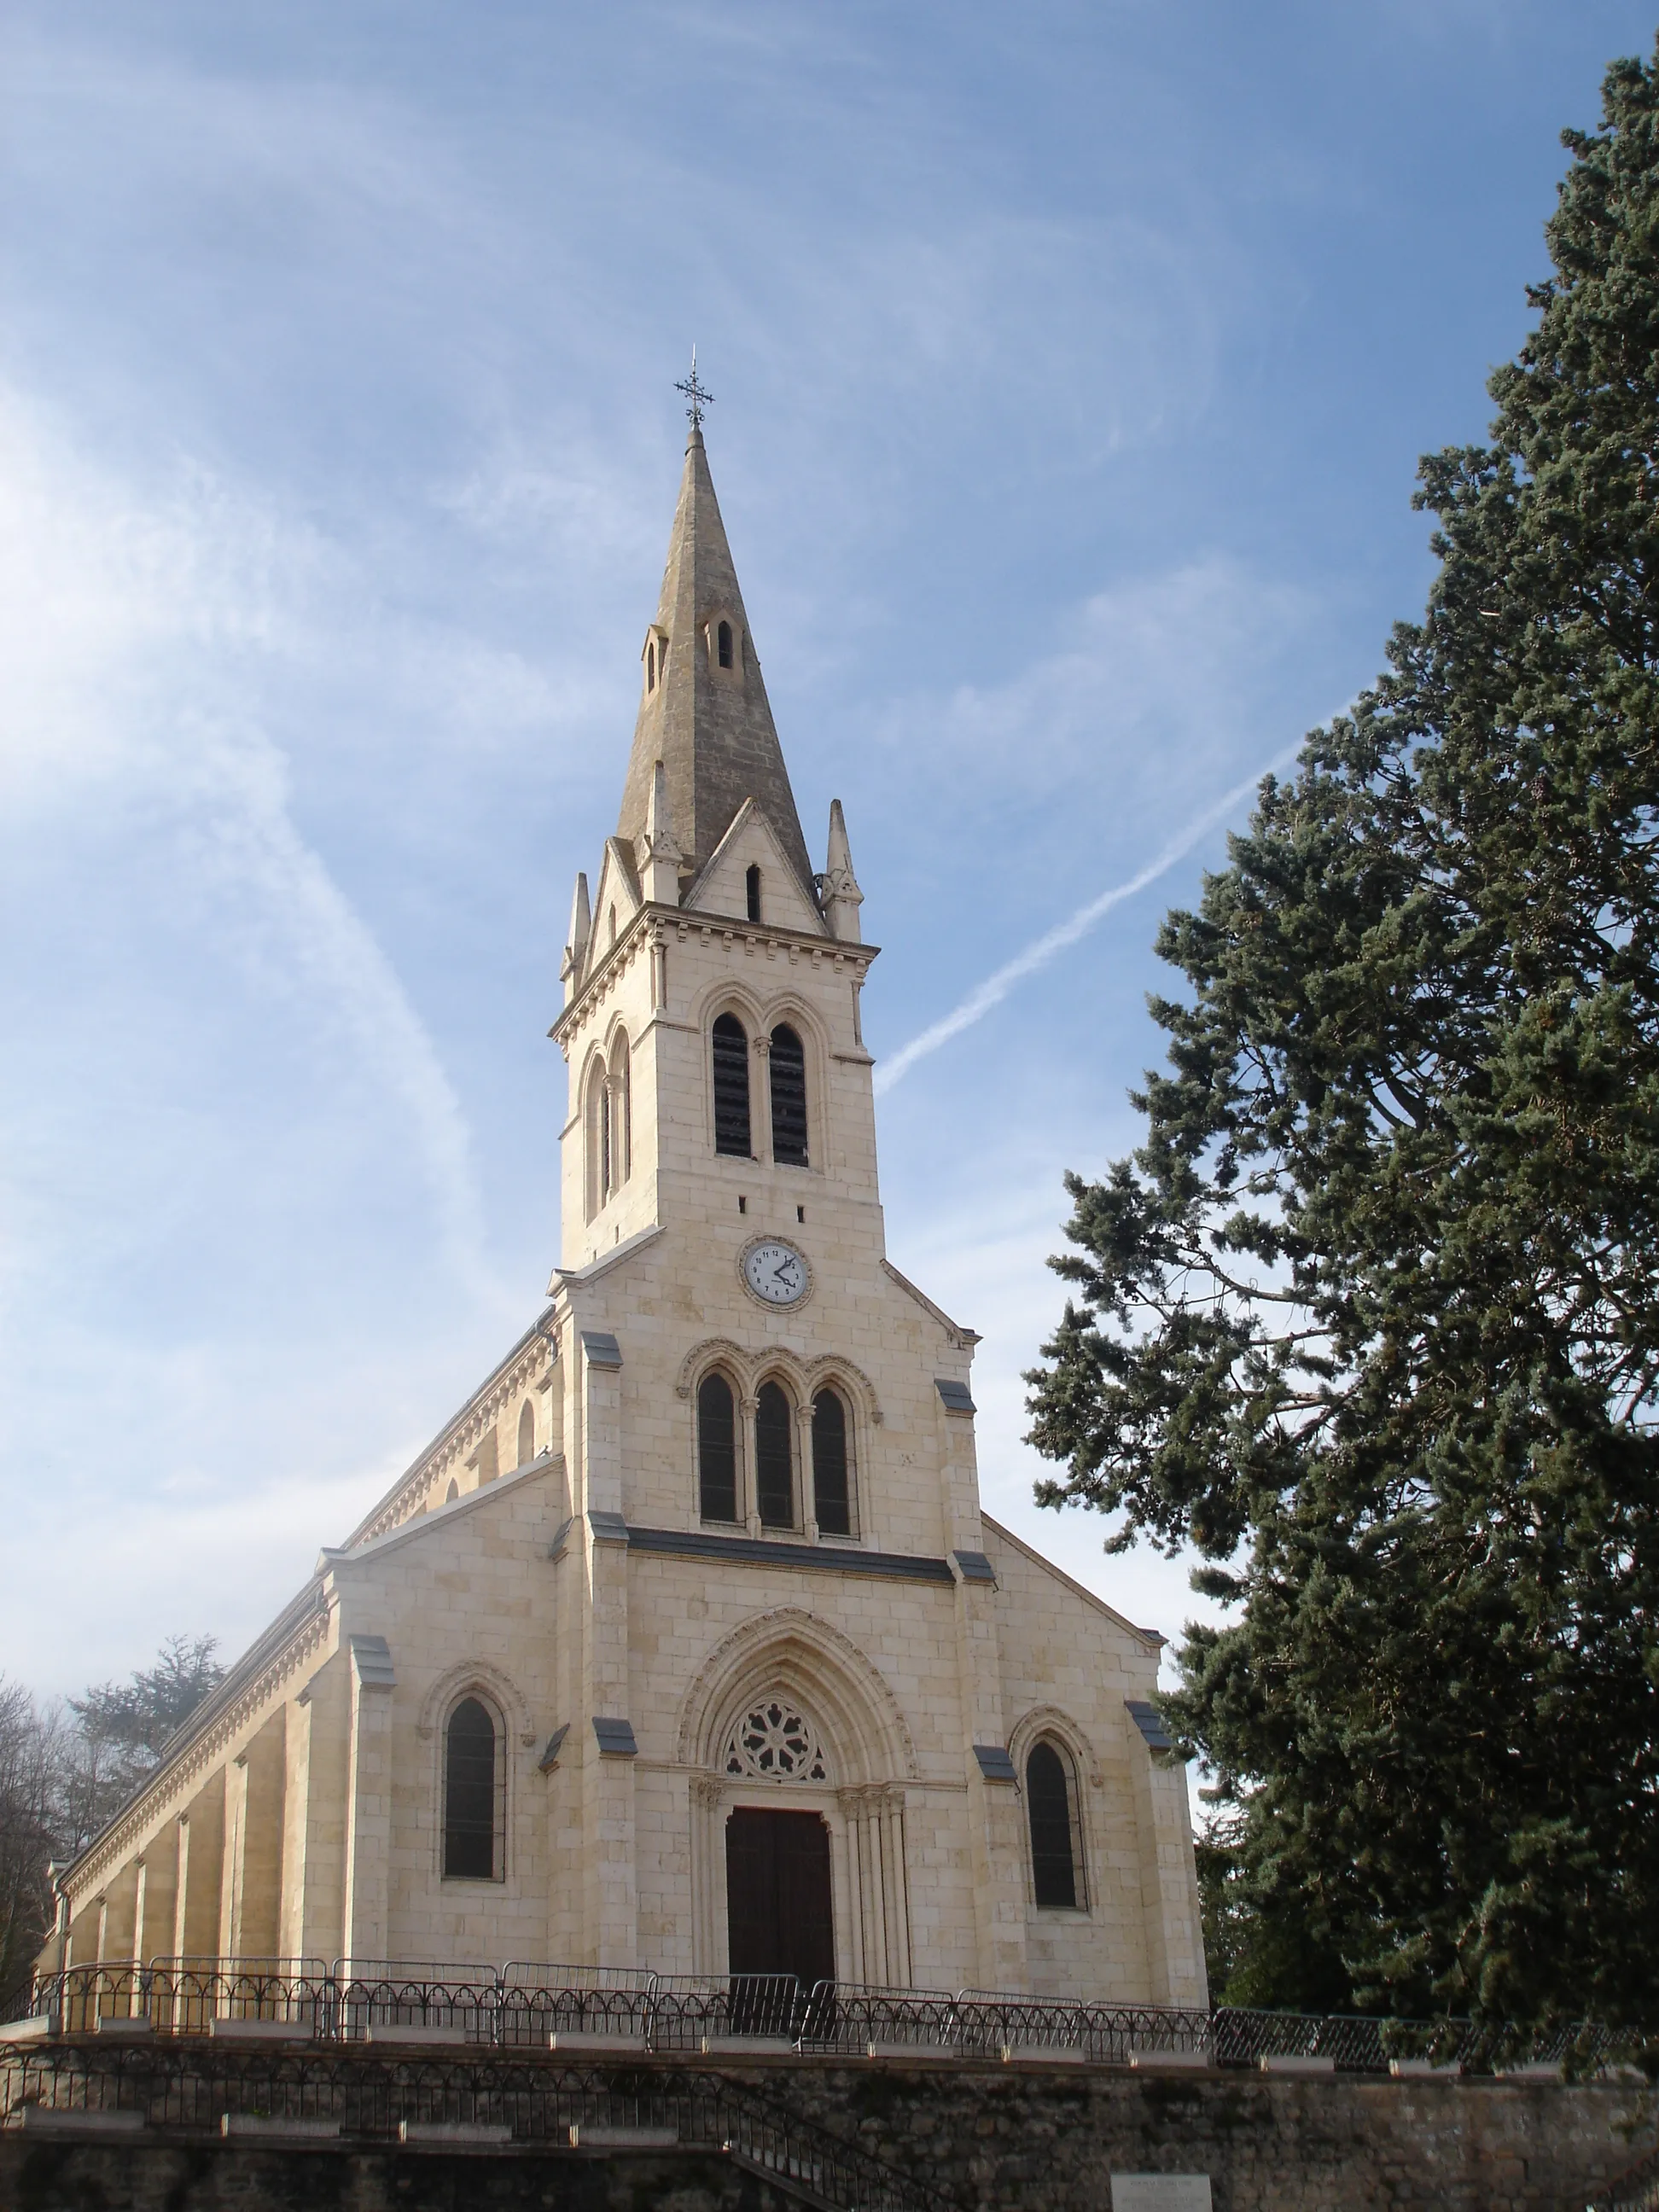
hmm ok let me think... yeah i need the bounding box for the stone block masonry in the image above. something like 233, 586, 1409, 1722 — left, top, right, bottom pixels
764, 2059, 1658, 2211
1, 2047, 1652, 2211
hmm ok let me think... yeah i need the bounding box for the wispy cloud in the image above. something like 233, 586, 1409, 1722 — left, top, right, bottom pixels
875, 745, 1298, 1092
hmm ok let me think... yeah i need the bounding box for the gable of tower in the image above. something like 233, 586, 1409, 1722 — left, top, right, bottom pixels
582, 836, 643, 985
684, 797, 825, 935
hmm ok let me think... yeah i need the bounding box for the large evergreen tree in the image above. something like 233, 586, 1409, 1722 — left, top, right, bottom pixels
1027, 45, 1659, 2031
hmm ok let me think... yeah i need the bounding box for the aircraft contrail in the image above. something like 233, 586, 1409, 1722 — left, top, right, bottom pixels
872, 745, 1301, 1097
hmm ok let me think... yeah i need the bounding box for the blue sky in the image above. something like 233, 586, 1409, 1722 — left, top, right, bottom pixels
3, 1, 1654, 1697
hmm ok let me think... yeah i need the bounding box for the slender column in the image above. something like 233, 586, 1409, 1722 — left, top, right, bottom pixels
882, 1790, 912, 1988
839, 1793, 866, 1983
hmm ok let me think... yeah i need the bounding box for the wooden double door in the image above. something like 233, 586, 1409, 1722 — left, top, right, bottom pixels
725, 1807, 835, 1989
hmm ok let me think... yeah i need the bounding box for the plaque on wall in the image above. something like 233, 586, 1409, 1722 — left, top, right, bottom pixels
1110, 2180, 1213, 2212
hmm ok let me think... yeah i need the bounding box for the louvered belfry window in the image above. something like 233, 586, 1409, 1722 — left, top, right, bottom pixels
698, 1373, 738, 1522
713, 1013, 751, 1156
754, 1380, 795, 1528
770, 1024, 808, 1166
444, 1697, 497, 1880
1027, 1741, 1079, 1908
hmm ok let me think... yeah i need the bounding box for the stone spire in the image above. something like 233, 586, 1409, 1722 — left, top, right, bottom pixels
614, 428, 816, 901
819, 797, 864, 943
561, 870, 591, 1004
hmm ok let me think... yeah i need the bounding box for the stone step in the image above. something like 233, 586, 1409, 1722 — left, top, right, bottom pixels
94, 2015, 154, 2038
363, 2022, 469, 2047
15, 2106, 144, 2135
567, 2122, 678, 2150
1260, 2055, 1336, 2075
1131, 2047, 1214, 2069
864, 2040, 955, 2060
1389, 2058, 1462, 2078
219, 2114, 341, 2141
208, 2017, 315, 2044
548, 2031, 649, 2055
399, 2120, 514, 2145
699, 2034, 796, 2058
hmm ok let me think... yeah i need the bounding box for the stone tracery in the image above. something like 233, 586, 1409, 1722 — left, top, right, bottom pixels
725, 1699, 830, 1783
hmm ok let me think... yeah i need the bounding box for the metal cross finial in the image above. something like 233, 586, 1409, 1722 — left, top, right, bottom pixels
675, 346, 713, 431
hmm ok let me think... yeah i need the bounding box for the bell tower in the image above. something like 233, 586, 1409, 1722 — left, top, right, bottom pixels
552, 420, 877, 1284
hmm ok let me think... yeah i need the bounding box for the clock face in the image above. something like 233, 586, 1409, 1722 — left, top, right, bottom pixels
742, 1240, 810, 1307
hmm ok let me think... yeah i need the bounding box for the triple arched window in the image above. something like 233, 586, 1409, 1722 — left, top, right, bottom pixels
1026, 1739, 1084, 1910
585, 1034, 632, 1218
708, 1016, 809, 1166
696, 1374, 856, 1534
443, 1696, 502, 1880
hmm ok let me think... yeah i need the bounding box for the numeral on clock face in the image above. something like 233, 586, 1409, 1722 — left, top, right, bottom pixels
742, 1241, 807, 1305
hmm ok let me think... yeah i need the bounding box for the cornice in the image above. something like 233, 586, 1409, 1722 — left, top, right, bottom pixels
551, 901, 879, 1050
62, 1582, 335, 1905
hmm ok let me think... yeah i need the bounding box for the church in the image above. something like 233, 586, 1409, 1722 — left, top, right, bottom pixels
44, 414, 1206, 2011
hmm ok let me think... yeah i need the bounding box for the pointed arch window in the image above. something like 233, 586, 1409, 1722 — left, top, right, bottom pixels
811, 1388, 853, 1535
1027, 1741, 1080, 1909
443, 1697, 500, 1880
697, 1373, 739, 1522
718, 619, 734, 668
517, 1401, 535, 1466
584, 1058, 608, 1220
713, 1013, 751, 1157
754, 1380, 795, 1528
770, 1024, 808, 1167
608, 1035, 632, 1190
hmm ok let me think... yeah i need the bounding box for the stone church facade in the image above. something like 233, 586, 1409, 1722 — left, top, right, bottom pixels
43, 427, 1206, 2009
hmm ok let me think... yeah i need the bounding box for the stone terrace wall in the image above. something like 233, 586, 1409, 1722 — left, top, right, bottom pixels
1, 2053, 1653, 2212
762, 2057, 1656, 2212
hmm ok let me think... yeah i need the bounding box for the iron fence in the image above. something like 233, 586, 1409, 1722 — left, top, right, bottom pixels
13, 1959, 1656, 2081
1591, 2142, 1659, 2212
335, 1959, 499, 2045
498, 1962, 656, 2048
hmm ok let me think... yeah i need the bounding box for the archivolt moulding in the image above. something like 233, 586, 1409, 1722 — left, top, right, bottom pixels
416, 1659, 538, 1749
675, 1605, 918, 1783
676, 1339, 883, 1425
1007, 1703, 1103, 1790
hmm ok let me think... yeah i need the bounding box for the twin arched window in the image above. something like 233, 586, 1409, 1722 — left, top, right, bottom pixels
697, 1375, 854, 1533
585, 1035, 632, 1217
709, 1016, 808, 1165
443, 1697, 500, 1880
1027, 1740, 1083, 1909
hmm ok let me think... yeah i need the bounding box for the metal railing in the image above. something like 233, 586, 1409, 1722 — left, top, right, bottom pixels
1591, 2143, 1659, 2212
0, 2042, 957, 2212
13, 1959, 1656, 2081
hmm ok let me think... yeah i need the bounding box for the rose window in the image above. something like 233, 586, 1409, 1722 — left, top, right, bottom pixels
725, 1702, 829, 1782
